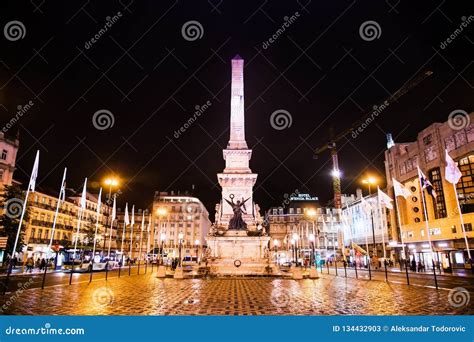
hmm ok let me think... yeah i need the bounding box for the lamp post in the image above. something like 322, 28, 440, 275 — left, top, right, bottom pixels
174, 232, 184, 279
155, 207, 167, 277
362, 176, 378, 259
273, 239, 279, 265
103, 177, 119, 251
308, 233, 319, 278
194, 239, 200, 264
291, 233, 302, 279
156, 232, 166, 278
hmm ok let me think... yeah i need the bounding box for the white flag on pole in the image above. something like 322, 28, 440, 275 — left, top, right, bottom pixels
147, 214, 151, 232
360, 196, 372, 216
111, 195, 117, 221
445, 150, 462, 184
141, 212, 145, 231
124, 203, 130, 226
393, 178, 411, 199
378, 188, 393, 209
59, 168, 67, 202
96, 188, 102, 215
131, 205, 135, 225
28, 150, 40, 192
80, 178, 87, 209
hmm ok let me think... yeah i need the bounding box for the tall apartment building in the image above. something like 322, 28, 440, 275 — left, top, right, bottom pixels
151, 191, 211, 260
385, 112, 474, 269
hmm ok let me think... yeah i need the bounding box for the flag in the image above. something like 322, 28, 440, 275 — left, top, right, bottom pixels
131, 205, 135, 225
124, 203, 130, 226
147, 214, 151, 232
140, 212, 145, 231
417, 167, 437, 198
111, 195, 116, 221
96, 188, 102, 214
28, 150, 40, 192
445, 150, 462, 184
59, 167, 67, 202
80, 178, 87, 209
393, 178, 411, 199
378, 188, 393, 209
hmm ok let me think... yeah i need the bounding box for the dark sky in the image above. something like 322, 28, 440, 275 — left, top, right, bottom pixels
0, 0, 473, 219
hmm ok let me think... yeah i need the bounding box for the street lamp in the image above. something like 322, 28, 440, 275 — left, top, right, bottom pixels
178, 232, 184, 267
273, 239, 279, 265
102, 177, 119, 251
292, 233, 299, 266
331, 169, 342, 178
362, 176, 377, 195
194, 239, 200, 263
361, 176, 378, 259
160, 232, 166, 266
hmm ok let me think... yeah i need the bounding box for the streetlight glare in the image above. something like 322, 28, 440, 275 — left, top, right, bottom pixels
362, 176, 377, 185
306, 208, 317, 218
273, 239, 279, 246
104, 177, 119, 187
331, 169, 341, 178
308, 233, 315, 242
156, 207, 167, 216
195, 239, 200, 245
160, 232, 166, 241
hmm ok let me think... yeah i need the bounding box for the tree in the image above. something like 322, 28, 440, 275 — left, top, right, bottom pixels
0, 185, 31, 261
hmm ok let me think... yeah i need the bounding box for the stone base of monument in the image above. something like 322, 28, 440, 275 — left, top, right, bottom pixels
291, 266, 303, 280
156, 265, 166, 278
206, 232, 271, 276
173, 266, 184, 279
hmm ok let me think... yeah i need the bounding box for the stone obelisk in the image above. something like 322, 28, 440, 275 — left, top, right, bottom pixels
207, 55, 271, 276
217, 55, 258, 228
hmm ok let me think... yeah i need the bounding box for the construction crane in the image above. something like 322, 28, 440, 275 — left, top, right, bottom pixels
314, 70, 433, 209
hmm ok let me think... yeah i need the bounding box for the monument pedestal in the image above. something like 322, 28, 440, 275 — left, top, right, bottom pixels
206, 231, 271, 276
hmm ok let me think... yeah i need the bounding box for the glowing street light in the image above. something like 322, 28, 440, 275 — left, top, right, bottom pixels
362, 176, 378, 195
156, 207, 167, 216
194, 239, 200, 263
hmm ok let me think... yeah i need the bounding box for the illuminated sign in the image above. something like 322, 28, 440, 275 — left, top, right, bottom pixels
290, 194, 318, 201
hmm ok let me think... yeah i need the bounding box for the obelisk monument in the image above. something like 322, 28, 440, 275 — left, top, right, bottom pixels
207, 55, 271, 275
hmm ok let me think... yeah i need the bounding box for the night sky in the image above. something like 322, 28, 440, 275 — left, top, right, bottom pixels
0, 1, 472, 218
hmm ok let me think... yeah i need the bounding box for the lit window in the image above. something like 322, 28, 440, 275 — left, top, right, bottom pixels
0, 150, 7, 160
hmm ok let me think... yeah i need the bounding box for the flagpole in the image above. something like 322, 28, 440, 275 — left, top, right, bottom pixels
393, 194, 406, 261
376, 187, 387, 260
417, 167, 438, 288
138, 213, 144, 275
70, 178, 87, 286
42, 168, 67, 289
452, 183, 471, 260
129, 222, 134, 276
89, 188, 102, 283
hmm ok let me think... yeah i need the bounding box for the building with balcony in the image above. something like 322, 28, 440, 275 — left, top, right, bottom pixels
151, 191, 211, 261
385, 112, 474, 269
0, 132, 19, 188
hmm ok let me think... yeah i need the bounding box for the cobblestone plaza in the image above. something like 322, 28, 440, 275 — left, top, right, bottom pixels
2, 273, 472, 315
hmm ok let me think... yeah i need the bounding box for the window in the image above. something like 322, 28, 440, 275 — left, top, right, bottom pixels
413, 207, 419, 213
429, 168, 447, 219
414, 218, 421, 223
0, 169, 3, 182
420, 229, 424, 237
289, 208, 294, 214
423, 134, 432, 145
407, 231, 414, 238
272, 209, 277, 215
412, 196, 418, 202
430, 228, 441, 235
457, 155, 474, 204
463, 223, 473, 232
451, 225, 457, 233
0, 149, 7, 160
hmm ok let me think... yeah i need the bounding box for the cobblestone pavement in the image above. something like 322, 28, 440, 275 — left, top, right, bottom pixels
1, 273, 473, 315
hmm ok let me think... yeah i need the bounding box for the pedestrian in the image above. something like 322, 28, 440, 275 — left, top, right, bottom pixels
40, 258, 46, 271
26, 257, 34, 273
411, 259, 416, 272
